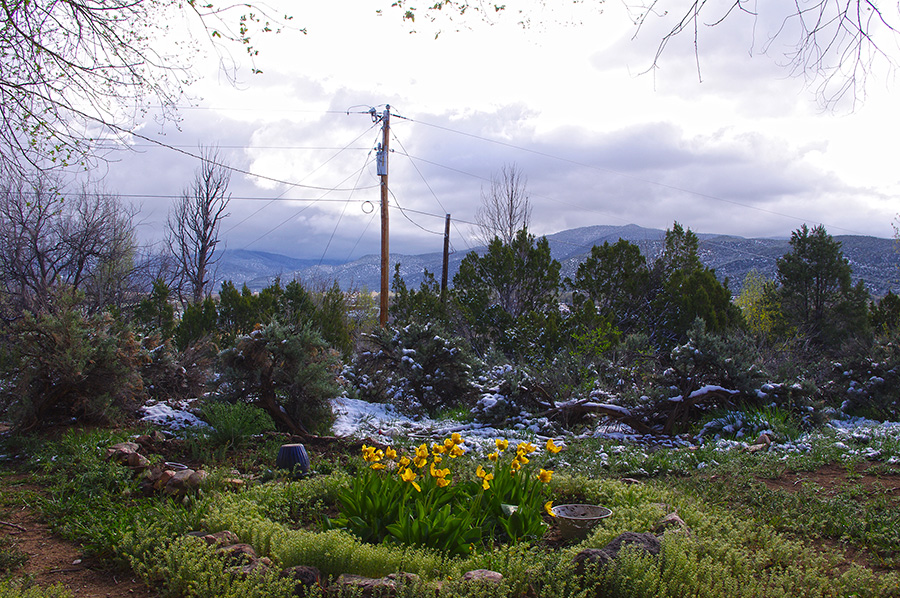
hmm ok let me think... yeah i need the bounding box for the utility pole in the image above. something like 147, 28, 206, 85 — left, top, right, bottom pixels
441, 214, 450, 301
377, 106, 391, 327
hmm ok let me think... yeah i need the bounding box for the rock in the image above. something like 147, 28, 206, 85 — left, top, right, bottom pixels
104, 442, 140, 463
231, 556, 273, 578
653, 513, 692, 537
155, 469, 176, 491
125, 451, 150, 471
746, 443, 769, 453
186, 470, 209, 488
280, 565, 321, 595
163, 469, 196, 494
573, 532, 661, 575
461, 569, 502, 584
216, 543, 258, 567
619, 477, 642, 485
334, 573, 412, 597
223, 478, 245, 490
756, 433, 772, 446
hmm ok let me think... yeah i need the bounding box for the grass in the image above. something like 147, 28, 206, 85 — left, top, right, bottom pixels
0, 423, 898, 597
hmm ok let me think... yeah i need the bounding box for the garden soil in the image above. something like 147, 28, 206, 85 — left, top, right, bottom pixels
0, 473, 154, 598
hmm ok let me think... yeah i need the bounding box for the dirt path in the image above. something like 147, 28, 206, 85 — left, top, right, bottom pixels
1, 474, 155, 598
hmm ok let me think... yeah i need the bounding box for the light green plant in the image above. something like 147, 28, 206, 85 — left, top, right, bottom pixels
199, 401, 276, 450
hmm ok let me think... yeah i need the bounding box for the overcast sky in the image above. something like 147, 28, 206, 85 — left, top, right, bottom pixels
92, 0, 900, 262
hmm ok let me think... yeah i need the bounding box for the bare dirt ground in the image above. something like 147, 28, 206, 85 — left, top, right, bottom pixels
0, 473, 155, 598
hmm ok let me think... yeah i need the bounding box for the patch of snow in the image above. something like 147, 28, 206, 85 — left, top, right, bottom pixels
139, 403, 208, 431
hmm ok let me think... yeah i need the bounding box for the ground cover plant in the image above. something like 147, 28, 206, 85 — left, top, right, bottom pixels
0, 417, 898, 597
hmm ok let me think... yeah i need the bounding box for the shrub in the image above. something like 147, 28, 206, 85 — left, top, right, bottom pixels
352, 322, 478, 416
141, 335, 217, 403
199, 402, 276, 450
2, 297, 146, 430
218, 320, 341, 435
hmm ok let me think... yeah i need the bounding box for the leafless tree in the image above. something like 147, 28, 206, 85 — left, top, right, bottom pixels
629, 0, 900, 107
167, 146, 232, 304
391, 1, 900, 107
473, 163, 532, 247
0, 0, 289, 176
0, 172, 138, 315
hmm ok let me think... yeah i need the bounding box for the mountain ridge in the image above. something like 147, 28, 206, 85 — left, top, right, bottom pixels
216, 225, 899, 297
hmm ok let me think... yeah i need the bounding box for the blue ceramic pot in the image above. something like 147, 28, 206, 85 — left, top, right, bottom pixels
276, 443, 310, 473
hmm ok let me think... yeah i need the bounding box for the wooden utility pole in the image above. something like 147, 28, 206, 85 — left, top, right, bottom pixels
441, 213, 450, 300
378, 106, 391, 327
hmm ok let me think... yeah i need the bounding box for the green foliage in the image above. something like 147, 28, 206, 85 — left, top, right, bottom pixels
134, 278, 176, 338
390, 264, 450, 330
328, 436, 558, 556
353, 322, 477, 416
453, 228, 561, 354
829, 334, 900, 420
777, 224, 870, 347
870, 290, 900, 337
0, 580, 72, 598
735, 269, 782, 341
198, 401, 276, 450
131, 535, 296, 598
218, 280, 256, 341
141, 335, 217, 404
0, 536, 27, 574
3, 296, 145, 430
567, 239, 650, 336
315, 281, 355, 358
218, 320, 341, 435
651, 223, 742, 344
175, 296, 219, 351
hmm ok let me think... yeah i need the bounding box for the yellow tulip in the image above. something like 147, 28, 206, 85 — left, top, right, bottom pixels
487, 452, 498, 462
545, 439, 562, 454
416, 443, 429, 459
449, 444, 465, 458
545, 501, 556, 517
451, 432, 464, 445
436, 477, 451, 488
537, 468, 553, 483
495, 438, 508, 451
370, 462, 386, 470
385, 447, 398, 460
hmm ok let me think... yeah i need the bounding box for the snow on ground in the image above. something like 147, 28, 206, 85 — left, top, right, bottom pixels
137, 395, 899, 465
330, 397, 560, 456
139, 402, 208, 431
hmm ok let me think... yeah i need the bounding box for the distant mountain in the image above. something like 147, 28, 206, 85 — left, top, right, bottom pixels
213, 250, 345, 288
217, 226, 900, 297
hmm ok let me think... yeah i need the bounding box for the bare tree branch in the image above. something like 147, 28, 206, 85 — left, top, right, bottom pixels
473, 163, 532, 247
166, 145, 231, 304
0, 0, 293, 176
628, 0, 899, 108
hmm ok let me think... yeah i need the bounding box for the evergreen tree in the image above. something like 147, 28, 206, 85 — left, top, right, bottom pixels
776, 224, 869, 346
567, 239, 650, 336
453, 228, 561, 353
